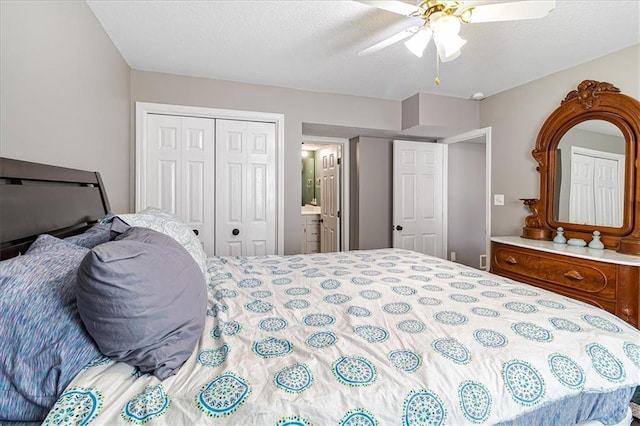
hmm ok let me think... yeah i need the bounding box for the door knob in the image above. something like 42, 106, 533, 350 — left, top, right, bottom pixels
192, 229, 199, 236
396, 225, 403, 231
232, 228, 240, 236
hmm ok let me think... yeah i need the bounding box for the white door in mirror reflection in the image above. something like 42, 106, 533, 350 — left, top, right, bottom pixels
569, 146, 623, 227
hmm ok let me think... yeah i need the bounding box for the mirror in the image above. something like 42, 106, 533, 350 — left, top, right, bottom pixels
521, 80, 640, 255
553, 120, 625, 227
301, 153, 315, 206
301, 150, 320, 207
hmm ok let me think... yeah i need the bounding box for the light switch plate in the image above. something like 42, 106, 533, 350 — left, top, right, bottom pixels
494, 194, 505, 206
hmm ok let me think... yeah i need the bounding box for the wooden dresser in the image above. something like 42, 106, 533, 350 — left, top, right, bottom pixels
491, 236, 640, 329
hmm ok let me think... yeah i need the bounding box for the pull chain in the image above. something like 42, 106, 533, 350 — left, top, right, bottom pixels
435, 54, 441, 85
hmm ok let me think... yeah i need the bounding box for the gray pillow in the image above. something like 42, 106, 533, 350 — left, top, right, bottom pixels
76, 227, 206, 380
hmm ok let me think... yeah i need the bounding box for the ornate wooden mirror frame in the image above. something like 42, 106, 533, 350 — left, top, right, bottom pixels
522, 80, 640, 255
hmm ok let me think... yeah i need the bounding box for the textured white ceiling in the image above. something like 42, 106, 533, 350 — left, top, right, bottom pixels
87, 0, 640, 101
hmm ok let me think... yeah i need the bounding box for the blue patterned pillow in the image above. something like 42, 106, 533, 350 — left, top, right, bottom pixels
0, 235, 101, 422
64, 212, 116, 248
116, 207, 207, 273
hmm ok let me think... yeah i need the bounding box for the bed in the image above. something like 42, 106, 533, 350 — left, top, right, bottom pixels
1, 157, 639, 425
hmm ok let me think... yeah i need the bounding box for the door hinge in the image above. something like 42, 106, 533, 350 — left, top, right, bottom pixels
337, 158, 341, 165
337, 210, 341, 218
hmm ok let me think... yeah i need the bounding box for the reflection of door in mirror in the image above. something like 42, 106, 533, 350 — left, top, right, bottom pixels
568, 147, 624, 226
554, 120, 625, 227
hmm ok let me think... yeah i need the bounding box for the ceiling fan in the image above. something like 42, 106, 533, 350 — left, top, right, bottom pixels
357, 1, 556, 79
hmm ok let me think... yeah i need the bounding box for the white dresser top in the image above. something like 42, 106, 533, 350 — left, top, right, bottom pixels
491, 236, 640, 267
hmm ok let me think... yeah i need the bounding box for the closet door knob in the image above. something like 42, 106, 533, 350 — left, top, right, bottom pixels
232, 228, 240, 236
396, 225, 403, 231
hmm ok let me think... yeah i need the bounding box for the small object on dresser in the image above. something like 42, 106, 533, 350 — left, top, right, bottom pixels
588, 230, 605, 250
567, 238, 587, 247
552, 227, 566, 244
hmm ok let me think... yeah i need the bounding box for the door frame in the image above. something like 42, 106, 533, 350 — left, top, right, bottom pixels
301, 135, 350, 251
135, 102, 286, 255
440, 127, 492, 268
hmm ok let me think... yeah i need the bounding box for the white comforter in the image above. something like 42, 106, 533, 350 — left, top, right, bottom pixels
45, 249, 640, 425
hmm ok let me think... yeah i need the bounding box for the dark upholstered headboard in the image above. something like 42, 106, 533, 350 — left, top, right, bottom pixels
0, 157, 111, 259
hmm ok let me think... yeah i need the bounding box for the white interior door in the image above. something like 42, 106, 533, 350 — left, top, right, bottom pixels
393, 141, 444, 258
215, 119, 276, 256
319, 145, 339, 253
145, 114, 215, 255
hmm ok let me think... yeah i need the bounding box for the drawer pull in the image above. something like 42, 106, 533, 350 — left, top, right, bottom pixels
505, 255, 518, 265
564, 270, 584, 281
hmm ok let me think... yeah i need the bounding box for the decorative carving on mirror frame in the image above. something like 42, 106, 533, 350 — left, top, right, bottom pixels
562, 80, 621, 110
521, 198, 550, 240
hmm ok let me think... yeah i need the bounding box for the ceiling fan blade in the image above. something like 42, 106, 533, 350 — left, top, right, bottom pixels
354, 1, 419, 16
465, 0, 556, 23
358, 26, 421, 56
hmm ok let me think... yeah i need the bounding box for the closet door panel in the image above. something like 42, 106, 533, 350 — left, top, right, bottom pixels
159, 160, 177, 214
144, 114, 215, 256
181, 117, 214, 255
216, 120, 276, 256
146, 115, 181, 216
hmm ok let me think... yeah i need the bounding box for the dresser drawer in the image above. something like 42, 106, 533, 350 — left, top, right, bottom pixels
493, 244, 616, 299
306, 225, 320, 242
306, 216, 321, 225
305, 241, 320, 253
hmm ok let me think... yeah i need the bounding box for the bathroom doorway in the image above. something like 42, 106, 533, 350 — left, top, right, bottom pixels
301, 136, 349, 254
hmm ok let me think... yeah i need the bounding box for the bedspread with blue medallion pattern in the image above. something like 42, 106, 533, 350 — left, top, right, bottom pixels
45, 249, 640, 425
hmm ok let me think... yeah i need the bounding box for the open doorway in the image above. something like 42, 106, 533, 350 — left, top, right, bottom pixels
441, 128, 492, 270
300, 136, 349, 253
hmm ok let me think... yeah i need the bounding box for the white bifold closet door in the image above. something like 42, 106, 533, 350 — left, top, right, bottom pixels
143, 114, 276, 257
215, 119, 276, 257
145, 114, 215, 255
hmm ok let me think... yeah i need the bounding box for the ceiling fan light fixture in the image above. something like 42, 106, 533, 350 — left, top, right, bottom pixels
430, 12, 460, 35
404, 27, 433, 57
431, 13, 466, 62
434, 32, 466, 62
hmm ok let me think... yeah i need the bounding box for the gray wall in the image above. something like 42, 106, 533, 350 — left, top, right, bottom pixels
349, 136, 393, 250
447, 141, 486, 268
130, 70, 401, 254
402, 92, 480, 137
482, 44, 640, 236
0, 0, 130, 212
